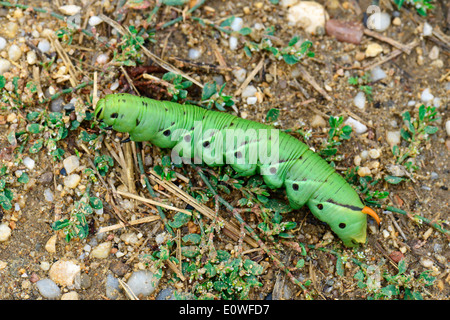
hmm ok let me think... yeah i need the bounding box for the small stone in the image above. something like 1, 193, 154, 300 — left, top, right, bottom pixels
386, 131, 400, 147
49, 96, 64, 113
423, 22, 433, 36
7, 44, 22, 62
39, 172, 54, 185
246, 96, 257, 105
109, 261, 130, 277
389, 251, 404, 263
366, 12, 391, 32
188, 48, 201, 60
23, 157, 35, 170
287, 1, 329, 34
354, 51, 365, 61
445, 120, 450, 136
368, 149, 381, 159
365, 43, 383, 57
106, 273, 121, 300
88, 16, 103, 26
230, 17, 244, 32
63, 155, 80, 175
420, 88, 434, 102
232, 68, 247, 83
392, 17, 401, 26
90, 241, 112, 259
326, 19, 364, 44
36, 279, 61, 299
0, 59, 11, 74
0, 37, 6, 51
49, 259, 81, 287
61, 291, 79, 300
420, 258, 434, 269
0, 223, 12, 242
357, 166, 371, 177
310, 114, 327, 128
428, 46, 439, 60
120, 232, 139, 245
58, 5, 81, 16
241, 85, 257, 98
96, 53, 109, 64
345, 117, 367, 134
26, 50, 37, 65
370, 66, 387, 82
353, 91, 366, 110
2, 22, 19, 39
37, 39, 51, 53
229, 36, 238, 51
64, 174, 81, 189
0, 260, 7, 270
45, 234, 57, 253
127, 270, 160, 297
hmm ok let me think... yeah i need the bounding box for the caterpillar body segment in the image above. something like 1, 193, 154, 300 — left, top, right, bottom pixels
95, 93, 380, 247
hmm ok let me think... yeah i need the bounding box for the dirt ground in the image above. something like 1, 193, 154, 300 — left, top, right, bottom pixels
0, 0, 449, 301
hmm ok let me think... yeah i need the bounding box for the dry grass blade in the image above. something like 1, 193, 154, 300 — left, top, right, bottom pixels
97, 215, 160, 233
118, 278, 138, 300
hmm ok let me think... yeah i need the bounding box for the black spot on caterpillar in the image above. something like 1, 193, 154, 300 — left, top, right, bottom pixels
95, 93, 380, 247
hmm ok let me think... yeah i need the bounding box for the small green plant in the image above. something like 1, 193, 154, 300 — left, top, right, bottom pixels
348, 74, 373, 102
0, 166, 13, 211
201, 81, 234, 111
393, 0, 434, 16
154, 155, 177, 180
113, 25, 147, 66
94, 155, 114, 176
388, 105, 439, 179
319, 116, 352, 165
162, 72, 192, 102
345, 168, 389, 202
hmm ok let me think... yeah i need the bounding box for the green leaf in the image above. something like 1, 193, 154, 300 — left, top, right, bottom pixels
202, 82, 217, 101
424, 125, 438, 134
182, 233, 201, 245
384, 175, 406, 184
89, 197, 103, 210
0, 75, 5, 89
29, 139, 44, 153
336, 255, 344, 276
168, 211, 191, 228
181, 246, 200, 258
26, 111, 41, 121
243, 259, 263, 275
27, 123, 43, 134
17, 172, 29, 184
295, 258, 305, 269
266, 108, 280, 122
288, 35, 300, 47
282, 54, 299, 65
239, 27, 252, 36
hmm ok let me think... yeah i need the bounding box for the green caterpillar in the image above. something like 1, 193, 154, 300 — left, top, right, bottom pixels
94, 93, 380, 247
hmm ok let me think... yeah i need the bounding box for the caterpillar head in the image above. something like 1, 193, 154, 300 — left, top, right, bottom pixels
307, 198, 380, 247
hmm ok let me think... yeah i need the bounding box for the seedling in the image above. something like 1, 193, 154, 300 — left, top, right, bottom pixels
319, 116, 352, 165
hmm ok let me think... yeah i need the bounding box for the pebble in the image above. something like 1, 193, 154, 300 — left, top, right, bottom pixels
36, 279, 61, 299
428, 46, 439, 60
325, 19, 364, 44
229, 36, 238, 51
50, 96, 64, 112
45, 234, 57, 253
106, 273, 121, 299
156, 287, 176, 300
61, 291, 79, 300
90, 241, 112, 259
386, 130, 401, 147
230, 17, 244, 32
445, 120, 450, 136
232, 68, 247, 83
120, 232, 139, 245
7, 44, 21, 62
423, 22, 433, 36
368, 149, 381, 159
420, 257, 434, 269
63, 155, 80, 175
0, 37, 6, 51
365, 43, 383, 57
187, 48, 201, 60
241, 85, 257, 98
58, 5, 81, 16
247, 96, 257, 105
353, 91, 366, 110
127, 270, 160, 297
345, 117, 367, 134
37, 39, 51, 53
96, 53, 109, 64
366, 12, 391, 32
110, 80, 120, 91
49, 259, 81, 287
0, 59, 11, 74
287, 1, 329, 34
370, 66, 387, 82
64, 174, 81, 189
2, 22, 19, 39
88, 16, 103, 27
357, 166, 371, 177
0, 223, 12, 242
26, 50, 37, 65
23, 157, 35, 170
310, 114, 326, 128
420, 88, 434, 102
40, 172, 53, 185
392, 17, 401, 26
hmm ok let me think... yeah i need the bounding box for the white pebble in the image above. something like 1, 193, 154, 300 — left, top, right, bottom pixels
96, 53, 109, 64
370, 66, 387, 82
230, 17, 244, 32
386, 130, 401, 147
368, 149, 381, 159
26, 50, 37, 65
241, 85, 257, 98
120, 232, 139, 245
58, 5, 81, 16
358, 166, 371, 177
44, 188, 54, 202
49, 259, 81, 287
420, 88, 434, 102
23, 157, 35, 170
63, 155, 80, 175
36, 279, 61, 300
90, 241, 112, 259
246, 96, 258, 105
188, 48, 201, 60
433, 97, 441, 108
88, 16, 103, 26
0, 59, 11, 74
229, 36, 238, 51
127, 270, 160, 297
287, 1, 328, 34
345, 117, 367, 134
0, 223, 12, 242
8, 44, 22, 61
423, 22, 433, 36
0, 37, 6, 51
445, 120, 450, 136
232, 68, 247, 83
37, 39, 51, 53
110, 80, 119, 91
367, 12, 391, 32
63, 174, 81, 189
353, 91, 366, 110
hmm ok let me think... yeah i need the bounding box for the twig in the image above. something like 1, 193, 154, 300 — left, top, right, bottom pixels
97, 215, 160, 233
38, 80, 94, 104
363, 39, 419, 71
363, 28, 414, 54
296, 65, 332, 102
235, 58, 265, 97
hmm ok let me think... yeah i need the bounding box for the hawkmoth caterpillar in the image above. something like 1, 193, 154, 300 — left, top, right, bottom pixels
94, 93, 380, 247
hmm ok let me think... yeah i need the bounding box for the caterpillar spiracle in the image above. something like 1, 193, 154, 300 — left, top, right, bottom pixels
94, 93, 380, 247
